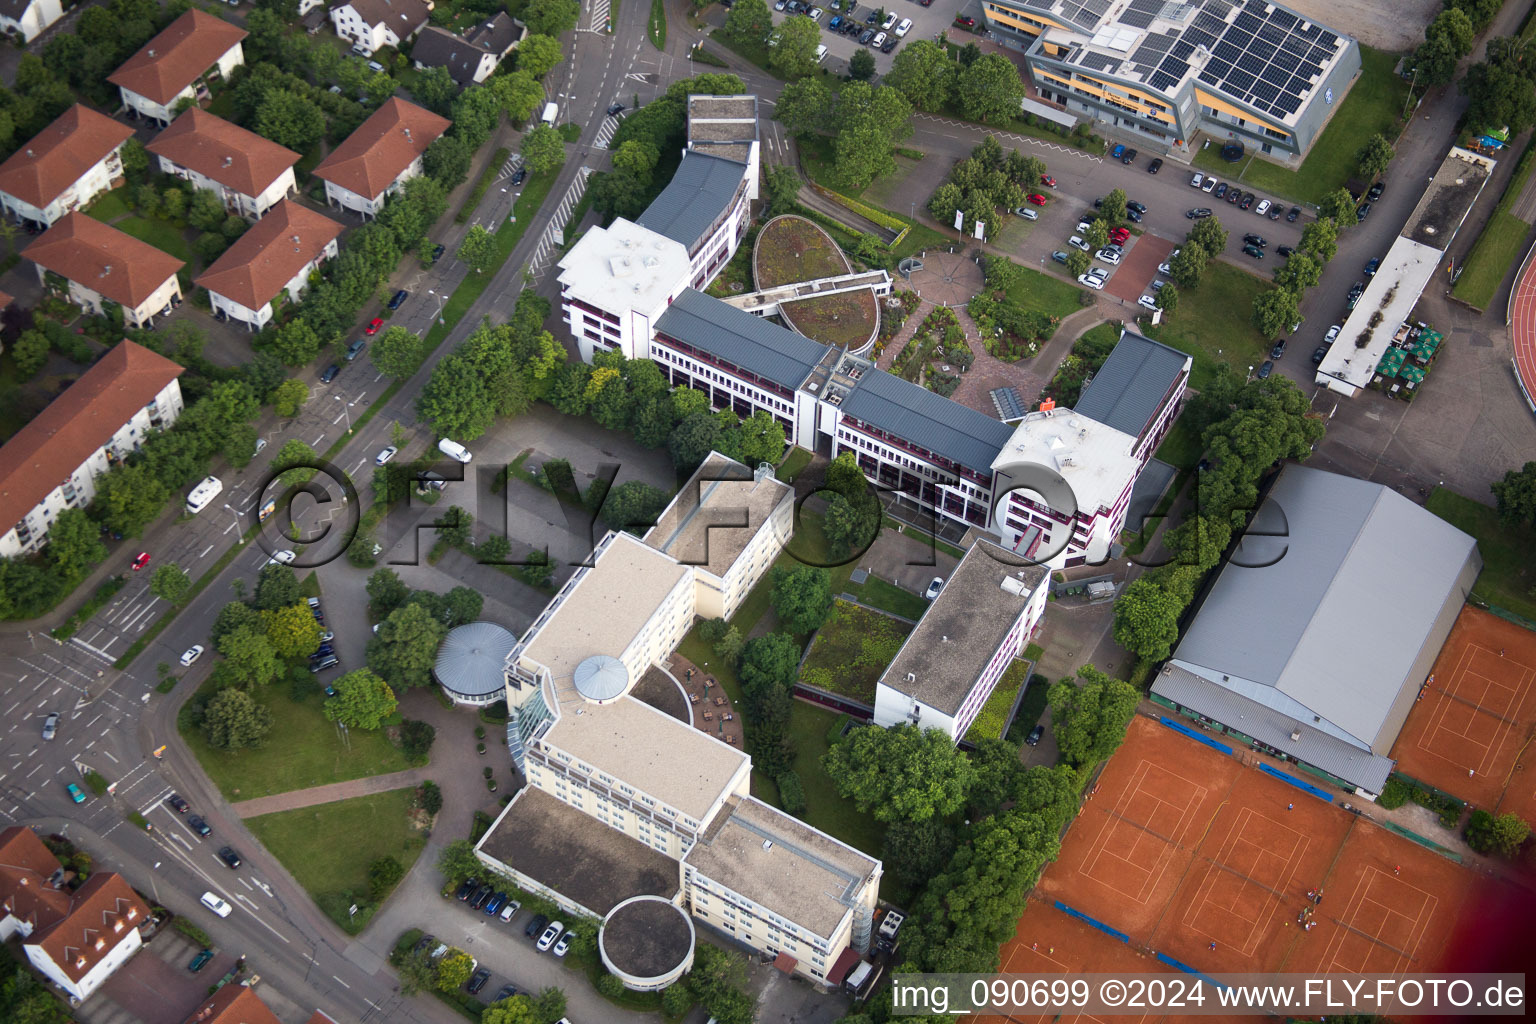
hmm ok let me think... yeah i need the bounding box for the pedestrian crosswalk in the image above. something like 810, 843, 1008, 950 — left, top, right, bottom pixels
528, 167, 594, 278
593, 115, 620, 149
496, 154, 522, 181
586, 0, 610, 31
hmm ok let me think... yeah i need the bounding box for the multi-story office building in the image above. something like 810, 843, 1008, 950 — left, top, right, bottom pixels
983, 0, 1360, 158
0, 340, 183, 558
0, 105, 134, 230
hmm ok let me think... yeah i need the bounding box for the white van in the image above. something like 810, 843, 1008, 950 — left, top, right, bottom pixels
895, 17, 912, 36
200, 892, 232, 918
541, 102, 558, 125
437, 438, 472, 463
186, 476, 223, 514
815, 44, 828, 63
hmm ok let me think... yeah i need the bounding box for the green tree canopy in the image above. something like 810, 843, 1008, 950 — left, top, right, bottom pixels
598, 480, 669, 534
149, 563, 190, 603
768, 15, 820, 79
1047, 665, 1139, 768
1167, 242, 1207, 289
824, 723, 976, 823
370, 326, 427, 379
271, 378, 309, 417
886, 39, 956, 112
1251, 287, 1301, 339
1491, 461, 1536, 528
774, 77, 832, 136
520, 0, 580, 35
456, 223, 498, 274
324, 668, 399, 730
723, 0, 773, 46
202, 688, 274, 749
1355, 133, 1395, 179
1318, 187, 1357, 225
520, 122, 565, 176
366, 601, 448, 690
956, 53, 1025, 125
1111, 574, 1183, 661
769, 565, 834, 634
263, 602, 323, 658
517, 33, 565, 78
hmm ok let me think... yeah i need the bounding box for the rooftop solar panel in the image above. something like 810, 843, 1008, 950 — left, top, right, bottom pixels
1272, 50, 1299, 73
1275, 92, 1301, 115
1198, 67, 1221, 85
1260, 62, 1289, 86
1226, 68, 1255, 92
1248, 38, 1277, 62
1252, 80, 1280, 102
1121, 9, 1154, 28
1287, 73, 1312, 94
1149, 69, 1181, 91
1318, 31, 1337, 47
1214, 39, 1242, 61
1204, 0, 1232, 18
1233, 11, 1261, 32
1204, 57, 1232, 78
1172, 38, 1196, 59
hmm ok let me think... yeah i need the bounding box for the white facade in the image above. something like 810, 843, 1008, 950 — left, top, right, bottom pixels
322, 152, 424, 219
0, 0, 64, 43
330, 1, 428, 56
0, 378, 183, 558
42, 266, 182, 331
25, 926, 141, 1003
117, 42, 245, 126
558, 220, 692, 364
0, 145, 125, 229
154, 156, 296, 221
205, 237, 336, 332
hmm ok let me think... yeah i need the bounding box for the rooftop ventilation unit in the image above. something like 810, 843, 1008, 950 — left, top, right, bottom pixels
762, 839, 774, 851
1290, 728, 1302, 741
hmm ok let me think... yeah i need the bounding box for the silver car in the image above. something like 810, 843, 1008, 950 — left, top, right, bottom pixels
42, 712, 59, 741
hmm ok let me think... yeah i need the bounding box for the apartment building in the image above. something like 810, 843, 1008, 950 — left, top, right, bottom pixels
25, 212, 184, 329
0, 0, 65, 43
984, 0, 1360, 158
0, 105, 135, 230
558, 218, 692, 365
411, 14, 522, 87
108, 9, 247, 126
874, 540, 1050, 740
146, 109, 301, 221
330, 0, 433, 57
195, 199, 343, 331
313, 98, 450, 218
0, 340, 184, 558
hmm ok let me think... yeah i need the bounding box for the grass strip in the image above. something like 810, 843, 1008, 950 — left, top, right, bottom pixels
453, 146, 511, 225
648, 0, 666, 50
1453, 138, 1536, 309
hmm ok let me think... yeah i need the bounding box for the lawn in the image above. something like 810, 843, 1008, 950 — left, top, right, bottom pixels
1153, 416, 1203, 471
1453, 139, 1536, 310
1004, 670, 1053, 745
779, 290, 879, 349
108, 216, 194, 264
755, 214, 851, 286
846, 575, 929, 621
784, 700, 886, 861
178, 683, 419, 800
799, 599, 913, 704
1002, 264, 1089, 326
246, 787, 427, 934
648, 0, 666, 49
963, 659, 1030, 744
1141, 260, 1272, 390
85, 190, 132, 221
776, 446, 813, 483
1426, 486, 1536, 621
1191, 47, 1411, 206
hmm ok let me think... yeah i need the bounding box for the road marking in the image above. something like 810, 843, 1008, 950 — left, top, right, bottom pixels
4, 702, 19, 716
84, 740, 95, 750
69, 637, 115, 663
200, 544, 214, 558
102, 750, 118, 764
171, 832, 191, 851
313, 434, 326, 446
238, 877, 253, 891
332, 975, 352, 989
55, 765, 67, 774
87, 714, 102, 728
25, 764, 43, 778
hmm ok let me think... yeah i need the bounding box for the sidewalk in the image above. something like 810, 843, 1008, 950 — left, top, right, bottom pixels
229, 765, 434, 818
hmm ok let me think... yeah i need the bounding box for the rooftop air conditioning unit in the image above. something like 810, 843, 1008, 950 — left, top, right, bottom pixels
1290, 728, 1302, 741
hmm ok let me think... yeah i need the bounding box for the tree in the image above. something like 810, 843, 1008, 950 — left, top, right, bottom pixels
160, 187, 187, 222
436, 838, 482, 884
216, 625, 282, 688
1356, 133, 1395, 179
668, 411, 722, 470
370, 326, 427, 379
149, 563, 190, 603
263, 602, 322, 658
193, 231, 229, 264
520, 0, 580, 36
1251, 287, 1301, 339
724, 0, 772, 46
1047, 665, 1139, 768
457, 224, 498, 274
1084, 219, 1110, 251
956, 53, 1025, 125
412, 65, 457, 114
849, 48, 876, 81
492, 69, 545, 124
1153, 283, 1178, 313
599, 480, 669, 533
1463, 39, 1536, 136
270, 318, 323, 366
770, 565, 833, 634
761, 163, 801, 217
735, 409, 786, 465
1318, 187, 1357, 225
482, 996, 538, 1024
520, 122, 565, 176
367, 602, 448, 690
95, 463, 169, 537
202, 688, 274, 750
1274, 251, 1322, 293
882, 817, 957, 888
1098, 188, 1127, 226
10, 330, 48, 379
254, 89, 326, 151
768, 15, 820, 78
1186, 215, 1227, 256
1112, 574, 1183, 661
271, 378, 309, 417
436, 949, 474, 992
1168, 242, 1206, 288
886, 39, 956, 112
1298, 218, 1339, 263
1065, 248, 1091, 278
823, 723, 976, 822
366, 567, 411, 616
187, 188, 226, 232
1465, 809, 1531, 857
271, 438, 318, 488
252, 563, 302, 612
367, 856, 404, 900
46, 509, 105, 580
324, 669, 398, 730
611, 139, 659, 184
424, 134, 472, 189
774, 77, 832, 136
1491, 461, 1536, 527
517, 33, 564, 79
834, 118, 896, 191
738, 631, 801, 693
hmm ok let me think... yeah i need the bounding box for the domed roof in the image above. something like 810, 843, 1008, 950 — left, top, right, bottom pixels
574, 653, 629, 702
433, 621, 516, 697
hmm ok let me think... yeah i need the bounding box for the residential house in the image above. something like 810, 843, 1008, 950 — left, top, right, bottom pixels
330, 0, 433, 57
0, 826, 149, 1004
410, 13, 522, 87
0, 0, 65, 43
0, 339, 184, 558
181, 984, 283, 1024
195, 199, 343, 331
0, 105, 135, 230
108, 9, 248, 126
146, 109, 300, 221
312, 97, 449, 218
24, 212, 185, 329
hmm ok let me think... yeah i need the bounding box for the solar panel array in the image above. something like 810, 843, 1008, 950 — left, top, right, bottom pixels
1057, 0, 1112, 31
1190, 0, 1342, 118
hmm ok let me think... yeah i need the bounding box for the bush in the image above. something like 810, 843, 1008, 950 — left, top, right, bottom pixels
1377, 777, 1410, 809
401, 719, 435, 762
174, 918, 211, 947
777, 770, 806, 815
597, 972, 627, 998
419, 781, 443, 816
368, 856, 405, 900
698, 617, 729, 644
661, 982, 695, 1016
84, 771, 109, 796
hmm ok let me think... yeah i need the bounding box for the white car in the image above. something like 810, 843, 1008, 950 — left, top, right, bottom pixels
253, 437, 267, 456
881, 11, 897, 29
200, 892, 233, 918
375, 446, 397, 465
1324, 324, 1342, 344
1067, 235, 1090, 251
1190, 172, 1203, 188
499, 899, 521, 923
1075, 220, 1092, 234
872, 31, 887, 46
1202, 177, 1217, 193
1138, 295, 1159, 310
180, 644, 205, 667
1015, 207, 1038, 220
266, 549, 297, 566
1095, 248, 1121, 265
924, 577, 944, 599
1157, 262, 1173, 275
537, 920, 564, 952
808, 5, 823, 19
895, 17, 912, 36
1077, 271, 1107, 289
1255, 199, 1272, 216
553, 932, 571, 957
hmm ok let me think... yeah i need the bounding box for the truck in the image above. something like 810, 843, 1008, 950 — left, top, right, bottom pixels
185, 476, 223, 514
541, 102, 558, 125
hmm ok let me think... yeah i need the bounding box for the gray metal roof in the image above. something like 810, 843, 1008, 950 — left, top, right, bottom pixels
1152, 664, 1396, 793
841, 369, 1015, 475
1073, 329, 1189, 440
1171, 465, 1479, 750
655, 288, 825, 390
636, 151, 746, 249
434, 621, 517, 697
574, 654, 629, 703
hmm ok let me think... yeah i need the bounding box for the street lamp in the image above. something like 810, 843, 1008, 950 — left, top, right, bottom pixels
334, 394, 354, 434
428, 288, 447, 325
221, 502, 240, 537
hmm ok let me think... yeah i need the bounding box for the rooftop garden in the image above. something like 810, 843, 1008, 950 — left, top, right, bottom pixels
799, 599, 913, 705
754, 214, 853, 286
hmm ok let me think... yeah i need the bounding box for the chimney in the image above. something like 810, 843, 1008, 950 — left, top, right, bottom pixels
100, 265, 112, 279
147, 49, 156, 57
222, 156, 233, 167
25, 149, 33, 157
403, 127, 412, 142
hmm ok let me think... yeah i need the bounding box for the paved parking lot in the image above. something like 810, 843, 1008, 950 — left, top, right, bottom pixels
770, 0, 968, 74
1104, 232, 1172, 305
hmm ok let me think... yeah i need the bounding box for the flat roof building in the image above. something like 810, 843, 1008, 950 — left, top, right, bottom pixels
1152, 464, 1480, 794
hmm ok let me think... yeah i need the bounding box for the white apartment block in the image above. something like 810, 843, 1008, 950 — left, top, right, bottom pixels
874, 540, 1049, 740
558, 219, 692, 365
25, 212, 185, 330
0, 340, 183, 557
313, 98, 449, 219
0, 105, 133, 230
108, 10, 247, 127
146, 110, 300, 221
0, 0, 65, 43
330, 0, 433, 57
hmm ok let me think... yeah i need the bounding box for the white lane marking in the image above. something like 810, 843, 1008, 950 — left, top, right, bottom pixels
102, 750, 119, 764
332, 975, 352, 989
200, 544, 214, 558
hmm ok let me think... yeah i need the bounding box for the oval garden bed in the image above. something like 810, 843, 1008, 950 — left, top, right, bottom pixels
753, 215, 879, 352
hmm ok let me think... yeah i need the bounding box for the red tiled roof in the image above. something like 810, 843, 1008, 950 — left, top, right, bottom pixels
0, 826, 71, 936
195, 199, 342, 311
145, 109, 299, 199
0, 105, 134, 211
0, 339, 183, 533
313, 97, 448, 200
26, 872, 148, 984
826, 946, 862, 986
24, 211, 185, 309
108, 9, 247, 107
182, 984, 284, 1024
304, 1011, 341, 1024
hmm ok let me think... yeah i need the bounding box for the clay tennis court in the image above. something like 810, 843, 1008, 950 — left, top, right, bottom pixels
1390, 606, 1536, 817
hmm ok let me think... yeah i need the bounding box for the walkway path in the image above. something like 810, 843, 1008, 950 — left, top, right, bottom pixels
228, 765, 434, 818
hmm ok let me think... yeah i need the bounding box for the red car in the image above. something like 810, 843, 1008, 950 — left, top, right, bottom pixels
956, 16, 975, 27
131, 552, 151, 571
364, 317, 384, 335
1040, 175, 1057, 188
1026, 193, 1047, 206
1109, 228, 1131, 243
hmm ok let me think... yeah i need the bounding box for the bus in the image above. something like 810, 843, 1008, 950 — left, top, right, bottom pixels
186, 476, 223, 514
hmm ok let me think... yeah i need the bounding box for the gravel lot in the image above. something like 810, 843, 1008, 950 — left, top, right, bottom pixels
1278, 0, 1440, 52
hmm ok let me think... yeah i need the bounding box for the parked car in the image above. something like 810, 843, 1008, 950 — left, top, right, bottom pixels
309, 655, 340, 673
1108, 227, 1131, 243
829, 14, 841, 28
1126, 207, 1143, 223
266, 549, 297, 566
1137, 294, 1158, 310
42, 712, 59, 741
1312, 344, 1330, 364
525, 913, 550, 939
858, 28, 874, 43
387, 290, 408, 310
1243, 234, 1267, 248
308, 597, 323, 620
485, 892, 507, 916
1257, 360, 1273, 379
1095, 248, 1121, 265
1367, 181, 1385, 202
189, 949, 215, 972
1239, 192, 1255, 210
1270, 339, 1287, 360
1186, 207, 1212, 219
1286, 205, 1302, 222
345, 338, 367, 361
955, 15, 974, 26
1026, 724, 1045, 745
1014, 207, 1038, 220
871, 31, 887, 47
537, 921, 565, 952
455, 879, 477, 901
1146, 157, 1162, 174
1040, 174, 1056, 187
430, 243, 445, 262
553, 932, 571, 957
180, 644, 204, 666
1268, 203, 1284, 221
606, 102, 626, 116
1276, 245, 1294, 258
319, 364, 341, 383
467, 968, 491, 994
1190, 172, 1204, 188
510, 166, 527, 186
375, 446, 398, 465
924, 577, 944, 599
895, 16, 911, 35
1121, 148, 1137, 165
1242, 244, 1265, 259
188, 815, 212, 837
499, 899, 522, 923
1364, 257, 1381, 277
880, 10, 896, 28
493, 985, 519, 1002
1067, 235, 1090, 251
1077, 270, 1107, 289
1356, 202, 1372, 222
131, 552, 151, 571
66, 783, 86, 804
1214, 182, 1228, 199
1226, 187, 1242, 204
167, 794, 190, 813
470, 885, 493, 910
217, 846, 242, 869
1126, 201, 1147, 215
364, 317, 384, 334
1050, 250, 1069, 264
1255, 199, 1272, 217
